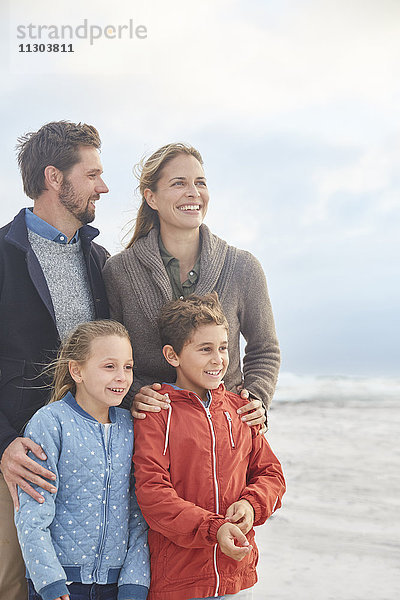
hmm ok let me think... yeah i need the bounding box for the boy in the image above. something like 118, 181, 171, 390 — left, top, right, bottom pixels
133, 293, 286, 600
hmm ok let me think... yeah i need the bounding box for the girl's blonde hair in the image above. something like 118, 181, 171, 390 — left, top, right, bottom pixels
48, 320, 131, 403
126, 143, 204, 248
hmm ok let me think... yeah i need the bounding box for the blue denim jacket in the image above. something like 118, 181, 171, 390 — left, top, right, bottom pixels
15, 393, 149, 600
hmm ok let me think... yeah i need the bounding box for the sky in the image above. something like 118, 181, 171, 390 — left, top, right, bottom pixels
1, 0, 399, 380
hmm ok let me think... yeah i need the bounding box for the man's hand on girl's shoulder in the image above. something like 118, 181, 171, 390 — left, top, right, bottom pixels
1, 437, 57, 509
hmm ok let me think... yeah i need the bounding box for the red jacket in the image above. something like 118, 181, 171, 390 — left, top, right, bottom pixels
133, 384, 286, 600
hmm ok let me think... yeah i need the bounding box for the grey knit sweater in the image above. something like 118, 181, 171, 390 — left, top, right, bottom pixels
103, 224, 280, 408
28, 230, 95, 339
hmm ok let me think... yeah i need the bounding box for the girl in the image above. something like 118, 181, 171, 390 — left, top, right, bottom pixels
15, 320, 149, 600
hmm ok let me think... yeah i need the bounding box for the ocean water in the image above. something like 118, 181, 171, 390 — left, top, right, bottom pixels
274, 372, 400, 402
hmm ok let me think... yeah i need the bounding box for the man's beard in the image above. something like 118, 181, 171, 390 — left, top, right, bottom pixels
59, 179, 95, 225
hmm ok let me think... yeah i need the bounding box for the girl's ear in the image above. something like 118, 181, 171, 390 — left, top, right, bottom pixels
144, 188, 158, 211
162, 345, 179, 367
69, 360, 83, 383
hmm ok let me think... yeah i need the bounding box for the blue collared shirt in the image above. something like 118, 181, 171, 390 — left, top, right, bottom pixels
25, 208, 79, 244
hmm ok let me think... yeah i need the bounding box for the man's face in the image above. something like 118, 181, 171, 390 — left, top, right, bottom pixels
58, 146, 108, 226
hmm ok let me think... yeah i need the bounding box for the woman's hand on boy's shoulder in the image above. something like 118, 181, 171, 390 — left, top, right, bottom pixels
225, 499, 254, 535
236, 388, 267, 435
131, 383, 171, 419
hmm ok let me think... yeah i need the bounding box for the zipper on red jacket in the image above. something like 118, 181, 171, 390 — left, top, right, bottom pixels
193, 391, 220, 597
224, 411, 235, 449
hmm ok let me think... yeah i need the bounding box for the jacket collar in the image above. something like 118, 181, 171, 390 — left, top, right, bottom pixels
4, 209, 103, 324
132, 224, 229, 296
160, 382, 226, 407
5, 208, 100, 253
158, 383, 226, 456
122, 224, 231, 324
63, 391, 117, 423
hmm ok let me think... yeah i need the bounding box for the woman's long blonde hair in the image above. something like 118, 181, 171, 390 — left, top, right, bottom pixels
47, 320, 131, 403
126, 143, 204, 248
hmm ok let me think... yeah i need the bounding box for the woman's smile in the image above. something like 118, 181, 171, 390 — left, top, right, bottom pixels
144, 154, 209, 233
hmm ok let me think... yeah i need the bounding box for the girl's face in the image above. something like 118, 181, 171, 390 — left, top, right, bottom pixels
70, 335, 133, 423
144, 154, 209, 235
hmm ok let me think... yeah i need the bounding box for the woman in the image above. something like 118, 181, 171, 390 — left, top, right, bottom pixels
103, 143, 280, 429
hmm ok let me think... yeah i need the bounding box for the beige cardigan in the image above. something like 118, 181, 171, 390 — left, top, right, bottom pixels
103, 224, 280, 408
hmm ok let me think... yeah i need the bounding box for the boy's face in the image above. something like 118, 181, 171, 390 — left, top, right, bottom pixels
167, 324, 229, 400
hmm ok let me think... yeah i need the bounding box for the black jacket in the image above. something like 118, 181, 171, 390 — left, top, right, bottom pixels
0, 209, 109, 459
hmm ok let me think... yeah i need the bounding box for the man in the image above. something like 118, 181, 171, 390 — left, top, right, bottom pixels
0, 121, 109, 600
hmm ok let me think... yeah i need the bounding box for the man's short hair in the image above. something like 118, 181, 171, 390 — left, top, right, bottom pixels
158, 292, 229, 355
16, 121, 101, 199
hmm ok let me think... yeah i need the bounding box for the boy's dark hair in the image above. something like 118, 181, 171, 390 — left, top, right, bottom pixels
16, 120, 101, 199
158, 292, 229, 355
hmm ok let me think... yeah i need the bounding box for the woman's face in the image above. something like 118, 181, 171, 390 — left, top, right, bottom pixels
145, 154, 209, 233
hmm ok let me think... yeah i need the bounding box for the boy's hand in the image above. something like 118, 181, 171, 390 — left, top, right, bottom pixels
225, 499, 254, 535
236, 388, 267, 435
131, 383, 171, 419
217, 522, 252, 561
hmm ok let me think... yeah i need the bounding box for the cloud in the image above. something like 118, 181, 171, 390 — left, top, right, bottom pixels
6, 0, 400, 138
307, 136, 400, 229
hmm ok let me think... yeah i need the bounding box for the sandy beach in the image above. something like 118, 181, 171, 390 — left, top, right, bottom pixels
252, 395, 400, 600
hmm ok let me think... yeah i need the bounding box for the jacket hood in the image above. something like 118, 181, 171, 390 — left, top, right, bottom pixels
158, 383, 227, 457
159, 382, 226, 407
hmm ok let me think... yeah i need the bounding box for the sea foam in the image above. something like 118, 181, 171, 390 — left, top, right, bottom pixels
274, 372, 400, 402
